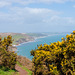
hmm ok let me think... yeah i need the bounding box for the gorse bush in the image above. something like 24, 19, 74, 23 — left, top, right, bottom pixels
31, 31, 75, 75
0, 35, 17, 70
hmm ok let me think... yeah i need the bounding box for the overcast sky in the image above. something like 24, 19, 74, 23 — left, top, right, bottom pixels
0, 0, 75, 33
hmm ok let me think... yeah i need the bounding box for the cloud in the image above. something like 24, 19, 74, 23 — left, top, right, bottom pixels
0, 1, 11, 7
10, 7, 60, 15
43, 16, 75, 26
35, 0, 73, 3
0, 6, 75, 26
0, 7, 60, 24
0, 0, 74, 7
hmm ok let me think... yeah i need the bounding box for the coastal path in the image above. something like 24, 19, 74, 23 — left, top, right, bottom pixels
15, 64, 28, 75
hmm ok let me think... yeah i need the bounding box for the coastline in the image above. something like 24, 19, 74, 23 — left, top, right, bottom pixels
13, 33, 66, 47
13, 35, 48, 47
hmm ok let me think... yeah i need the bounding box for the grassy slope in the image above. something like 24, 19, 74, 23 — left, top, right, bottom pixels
0, 62, 32, 75
12, 34, 27, 45
0, 69, 19, 75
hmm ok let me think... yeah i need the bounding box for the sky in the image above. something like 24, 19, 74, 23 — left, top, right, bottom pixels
0, 0, 75, 33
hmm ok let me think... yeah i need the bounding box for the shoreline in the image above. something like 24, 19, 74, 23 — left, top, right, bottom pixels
13, 35, 48, 47
13, 33, 66, 47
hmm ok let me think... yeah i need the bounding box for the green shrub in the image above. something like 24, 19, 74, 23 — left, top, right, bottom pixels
31, 31, 75, 75
0, 35, 17, 70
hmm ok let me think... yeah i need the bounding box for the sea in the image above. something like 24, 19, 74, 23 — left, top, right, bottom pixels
17, 34, 69, 60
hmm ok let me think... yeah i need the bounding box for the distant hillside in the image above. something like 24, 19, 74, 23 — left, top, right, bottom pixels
0, 33, 47, 45
0, 33, 34, 45
26, 33, 47, 38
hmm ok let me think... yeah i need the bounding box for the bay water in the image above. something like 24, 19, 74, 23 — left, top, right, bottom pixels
17, 34, 67, 60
